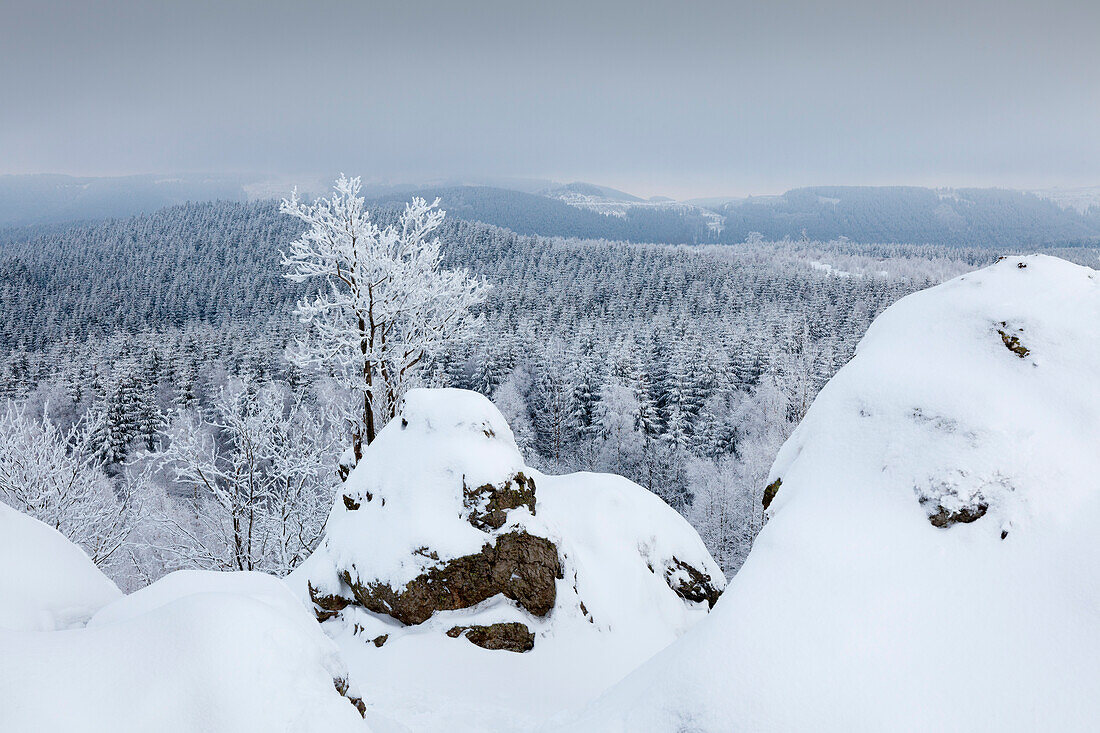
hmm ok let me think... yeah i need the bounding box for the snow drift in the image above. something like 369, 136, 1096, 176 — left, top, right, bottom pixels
290, 387, 724, 731
0, 500, 121, 631
1, 529, 368, 732
562, 254, 1100, 731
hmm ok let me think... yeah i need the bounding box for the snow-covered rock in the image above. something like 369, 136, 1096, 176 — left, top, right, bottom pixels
560, 254, 1100, 731
289, 387, 724, 731
0, 500, 121, 631
1, 537, 369, 732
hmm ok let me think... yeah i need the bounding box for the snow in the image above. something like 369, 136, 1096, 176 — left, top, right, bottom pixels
1, 593, 368, 733
0, 500, 121, 631
559, 255, 1100, 731
546, 188, 726, 234
294, 387, 528, 592
1031, 185, 1100, 214
808, 259, 856, 277
87, 569, 315, 631
289, 387, 724, 732
1, 530, 368, 732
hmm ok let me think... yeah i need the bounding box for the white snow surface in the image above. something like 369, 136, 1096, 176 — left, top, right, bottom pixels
87, 568, 317, 630
290, 387, 724, 731
296, 387, 528, 592
1, 554, 368, 732
560, 254, 1100, 731
0, 500, 121, 631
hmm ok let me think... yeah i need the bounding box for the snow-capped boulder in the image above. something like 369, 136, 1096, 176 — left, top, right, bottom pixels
1, 568, 370, 732
0, 500, 121, 631
560, 255, 1100, 731
289, 387, 724, 730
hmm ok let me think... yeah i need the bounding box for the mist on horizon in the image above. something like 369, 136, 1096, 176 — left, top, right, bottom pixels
3, 0, 1100, 199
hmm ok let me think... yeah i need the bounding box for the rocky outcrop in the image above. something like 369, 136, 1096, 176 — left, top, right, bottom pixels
447, 622, 535, 653
762, 477, 782, 510
464, 471, 537, 531
291, 388, 725, 669
308, 583, 351, 622
339, 531, 562, 626
997, 322, 1030, 358
925, 500, 989, 528
664, 558, 722, 609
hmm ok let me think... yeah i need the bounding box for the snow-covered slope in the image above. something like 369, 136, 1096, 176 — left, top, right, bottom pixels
1, 534, 368, 732
289, 388, 724, 732
561, 254, 1100, 731
0, 500, 121, 631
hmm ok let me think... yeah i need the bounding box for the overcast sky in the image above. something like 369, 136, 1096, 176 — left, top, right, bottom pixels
3, 0, 1098, 199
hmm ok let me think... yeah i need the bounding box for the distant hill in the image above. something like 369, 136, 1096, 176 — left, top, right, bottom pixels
3, 175, 1099, 247
710, 186, 1100, 246
366, 185, 720, 243
0, 174, 252, 226
542, 181, 646, 202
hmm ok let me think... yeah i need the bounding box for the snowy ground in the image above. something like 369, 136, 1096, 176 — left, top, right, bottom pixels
0, 501, 121, 631
0, 515, 367, 732
559, 255, 1100, 731
4, 255, 1098, 731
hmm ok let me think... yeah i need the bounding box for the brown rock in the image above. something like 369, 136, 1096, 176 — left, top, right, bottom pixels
998, 323, 1030, 358
341, 531, 562, 626
447, 622, 535, 653
333, 676, 366, 718
464, 472, 537, 531
372, 634, 388, 647
927, 502, 988, 528
762, 477, 782, 510
309, 582, 351, 622
665, 557, 722, 609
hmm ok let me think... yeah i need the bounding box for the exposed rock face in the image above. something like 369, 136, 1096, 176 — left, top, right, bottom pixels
925, 500, 989, 528
308, 583, 351, 622
333, 676, 367, 717
997, 322, 1030, 358
339, 531, 562, 626
464, 471, 537, 531
665, 558, 722, 609
762, 477, 782, 510
289, 387, 725, 676
447, 622, 535, 653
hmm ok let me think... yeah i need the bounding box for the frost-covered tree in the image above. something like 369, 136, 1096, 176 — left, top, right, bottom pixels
0, 403, 132, 566
154, 379, 339, 574
280, 176, 489, 461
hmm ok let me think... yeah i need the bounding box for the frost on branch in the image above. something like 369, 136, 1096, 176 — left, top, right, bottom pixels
0, 402, 131, 568
280, 176, 489, 460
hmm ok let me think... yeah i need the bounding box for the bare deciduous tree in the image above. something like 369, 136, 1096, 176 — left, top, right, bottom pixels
0, 403, 132, 566
154, 380, 338, 574
280, 175, 489, 461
